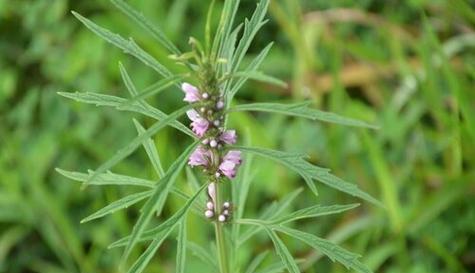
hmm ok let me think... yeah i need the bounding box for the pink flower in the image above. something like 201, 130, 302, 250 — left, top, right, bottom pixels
219, 150, 242, 179
181, 83, 201, 103
188, 146, 212, 167
187, 109, 209, 137
219, 130, 237, 144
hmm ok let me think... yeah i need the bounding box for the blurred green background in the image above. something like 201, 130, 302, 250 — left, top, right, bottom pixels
1, 0, 474, 272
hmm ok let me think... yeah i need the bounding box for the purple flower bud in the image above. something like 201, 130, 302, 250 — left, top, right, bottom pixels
181, 83, 201, 103
187, 109, 209, 137
218, 215, 226, 222
205, 210, 214, 218
219, 130, 237, 145
218, 150, 242, 179
223, 209, 229, 216
216, 101, 225, 109
188, 146, 212, 167
210, 139, 218, 148
202, 138, 210, 145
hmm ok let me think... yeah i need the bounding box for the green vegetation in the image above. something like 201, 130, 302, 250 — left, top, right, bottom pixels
1, 0, 474, 273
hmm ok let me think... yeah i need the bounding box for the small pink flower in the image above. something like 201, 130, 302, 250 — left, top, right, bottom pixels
181, 83, 201, 103
188, 146, 212, 167
187, 109, 209, 137
219, 130, 237, 144
219, 150, 242, 179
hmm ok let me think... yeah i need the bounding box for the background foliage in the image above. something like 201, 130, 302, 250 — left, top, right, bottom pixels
1, 0, 474, 272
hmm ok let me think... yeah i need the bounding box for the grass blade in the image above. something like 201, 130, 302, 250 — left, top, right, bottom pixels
228, 102, 378, 129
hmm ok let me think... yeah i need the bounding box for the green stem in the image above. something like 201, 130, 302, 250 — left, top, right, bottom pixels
214, 182, 229, 273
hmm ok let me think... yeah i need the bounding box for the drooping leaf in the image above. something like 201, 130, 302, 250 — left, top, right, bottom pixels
57, 92, 193, 137
274, 226, 372, 273
124, 182, 206, 273
234, 146, 382, 207
228, 102, 378, 129
80, 190, 152, 223
110, 0, 181, 55
122, 141, 199, 261
265, 228, 300, 273
269, 204, 360, 225
85, 104, 195, 186
71, 11, 173, 79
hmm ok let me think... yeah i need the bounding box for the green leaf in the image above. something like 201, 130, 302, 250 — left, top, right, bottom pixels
265, 228, 301, 273
125, 182, 207, 273
85, 104, 195, 186
57, 92, 193, 137
56, 168, 153, 188
228, 71, 287, 88
122, 141, 199, 262
231, 0, 270, 73
234, 146, 382, 207
228, 102, 378, 129
227, 42, 273, 102
244, 250, 269, 273
212, 0, 241, 59
188, 242, 218, 269
176, 218, 187, 273
270, 204, 360, 225
71, 11, 172, 79
274, 226, 372, 273
80, 190, 152, 223
110, 0, 181, 55
133, 120, 165, 178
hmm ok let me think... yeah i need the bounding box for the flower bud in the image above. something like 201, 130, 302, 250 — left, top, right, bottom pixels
218, 215, 226, 222
205, 210, 214, 218
202, 93, 209, 99
210, 139, 218, 147
206, 201, 214, 210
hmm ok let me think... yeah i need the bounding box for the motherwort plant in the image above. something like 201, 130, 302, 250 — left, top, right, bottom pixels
57, 1, 381, 273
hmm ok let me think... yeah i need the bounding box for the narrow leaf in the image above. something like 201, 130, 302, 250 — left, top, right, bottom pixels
270, 204, 360, 224
56, 168, 153, 188
86, 104, 194, 186
122, 141, 199, 261
133, 120, 165, 178
124, 182, 207, 273
57, 91, 193, 137
274, 226, 372, 273
188, 242, 218, 269
176, 218, 187, 273
229, 71, 287, 88
228, 102, 378, 129
72, 11, 173, 79
265, 228, 300, 273
235, 146, 382, 207
244, 250, 269, 273
81, 190, 152, 223
110, 0, 181, 55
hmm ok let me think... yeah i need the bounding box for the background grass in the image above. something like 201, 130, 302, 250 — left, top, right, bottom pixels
1, 0, 474, 272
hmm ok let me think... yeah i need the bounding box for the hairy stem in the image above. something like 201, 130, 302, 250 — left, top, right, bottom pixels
214, 182, 229, 273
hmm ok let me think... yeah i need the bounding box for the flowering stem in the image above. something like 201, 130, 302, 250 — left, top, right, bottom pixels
214, 181, 229, 273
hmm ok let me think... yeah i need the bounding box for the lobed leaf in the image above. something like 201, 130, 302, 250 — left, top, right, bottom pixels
274, 226, 371, 273
57, 91, 193, 137
110, 0, 181, 55
228, 102, 378, 129
81, 190, 152, 223
269, 204, 360, 225
72, 11, 173, 79
234, 146, 382, 207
